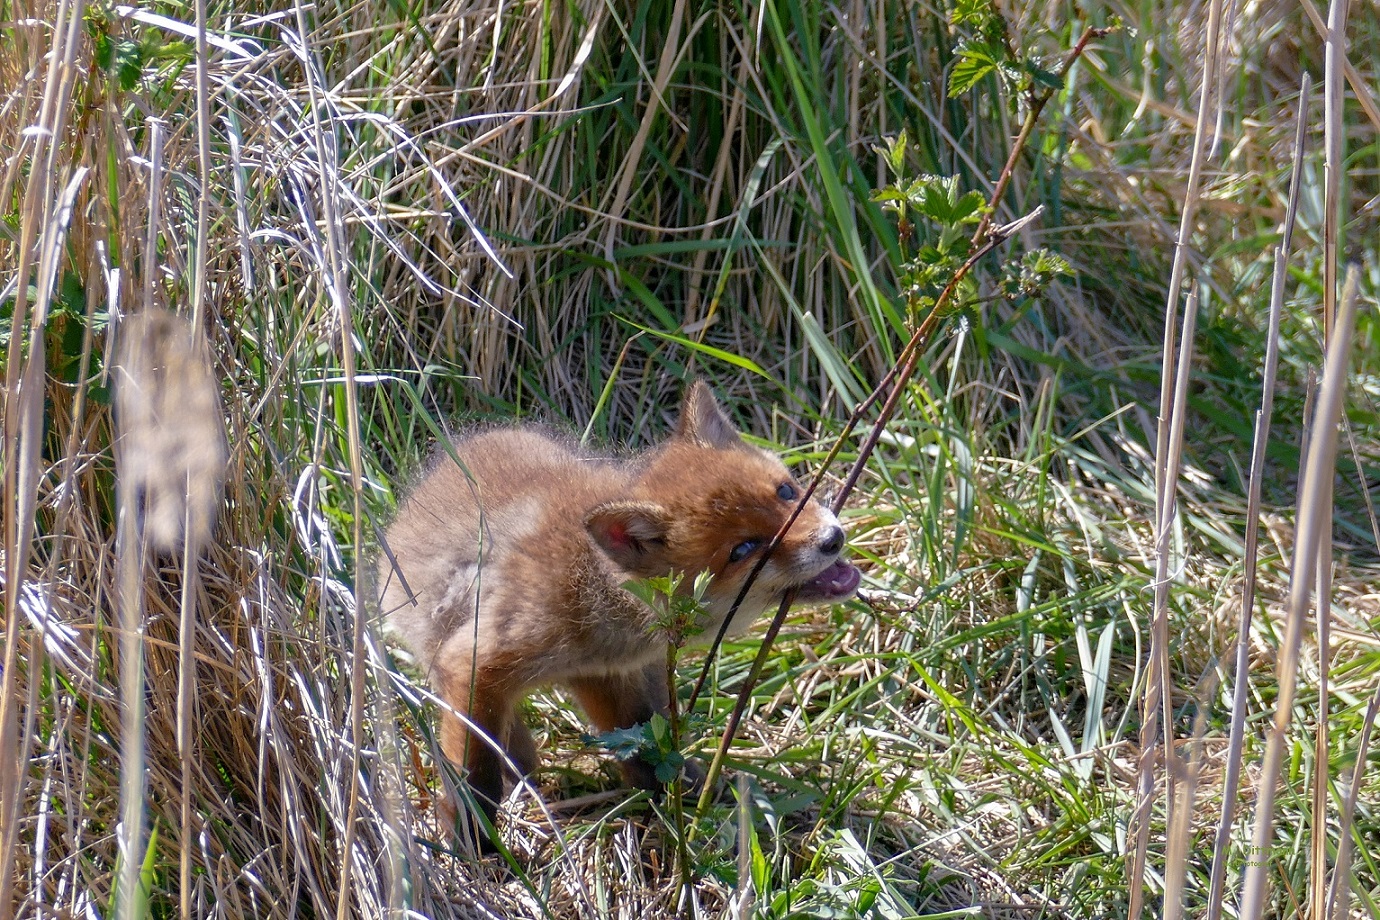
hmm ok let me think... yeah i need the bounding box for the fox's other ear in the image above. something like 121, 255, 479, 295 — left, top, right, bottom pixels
675, 380, 743, 449
585, 501, 675, 576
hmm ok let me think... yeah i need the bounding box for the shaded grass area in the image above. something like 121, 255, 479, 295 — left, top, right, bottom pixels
3, 0, 1380, 916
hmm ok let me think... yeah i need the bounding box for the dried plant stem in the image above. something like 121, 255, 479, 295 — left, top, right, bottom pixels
1326, 686, 1380, 920
1165, 675, 1217, 920
1310, 6, 1349, 912
1297, 0, 1380, 130
176, 512, 199, 920
284, 1, 372, 913
181, 0, 214, 910
665, 641, 694, 920
1140, 281, 1199, 915
600, 0, 687, 281
689, 216, 1017, 817
114, 117, 165, 920
734, 772, 753, 920
1205, 73, 1310, 920
1128, 0, 1224, 910
1, 0, 92, 903
1321, 0, 1348, 343
115, 481, 150, 920
971, 25, 1109, 244
692, 25, 1108, 821
685, 53, 750, 330
1239, 267, 1360, 920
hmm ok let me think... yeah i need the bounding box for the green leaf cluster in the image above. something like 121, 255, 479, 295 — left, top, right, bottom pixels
87, 8, 193, 93
592, 713, 688, 785
1001, 249, 1073, 301
946, 0, 1064, 99
0, 272, 108, 398
872, 132, 989, 318
622, 571, 712, 647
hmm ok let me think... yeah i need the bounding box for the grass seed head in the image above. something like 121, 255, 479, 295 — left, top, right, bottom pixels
114, 308, 226, 554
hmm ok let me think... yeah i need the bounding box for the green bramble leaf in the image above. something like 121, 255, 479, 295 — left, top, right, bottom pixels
871, 130, 909, 182
1027, 63, 1064, 91
90, 27, 149, 92
1001, 248, 1073, 299
912, 176, 957, 222
948, 39, 1005, 96
590, 711, 693, 778
593, 724, 650, 760
654, 754, 684, 784
870, 187, 910, 206
1027, 249, 1072, 278
949, 55, 995, 97
950, 189, 987, 224
113, 37, 145, 91
648, 712, 671, 746
907, 175, 988, 227
948, 0, 989, 27
94, 31, 113, 70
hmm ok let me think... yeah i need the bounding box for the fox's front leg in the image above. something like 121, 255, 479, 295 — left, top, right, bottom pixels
436, 665, 530, 835
569, 660, 702, 791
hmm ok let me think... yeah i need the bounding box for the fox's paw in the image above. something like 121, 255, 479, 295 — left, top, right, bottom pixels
680, 757, 707, 796
680, 757, 731, 803
437, 791, 505, 857
619, 754, 718, 800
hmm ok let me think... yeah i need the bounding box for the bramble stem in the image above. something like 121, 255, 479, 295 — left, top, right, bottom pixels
692, 21, 1109, 826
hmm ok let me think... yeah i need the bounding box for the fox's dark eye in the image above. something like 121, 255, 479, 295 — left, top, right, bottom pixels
729, 540, 760, 563
776, 483, 797, 502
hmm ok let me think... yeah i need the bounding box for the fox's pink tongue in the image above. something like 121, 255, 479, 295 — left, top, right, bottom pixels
798, 559, 861, 601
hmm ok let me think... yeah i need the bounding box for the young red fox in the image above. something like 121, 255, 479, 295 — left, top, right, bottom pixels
379, 382, 860, 831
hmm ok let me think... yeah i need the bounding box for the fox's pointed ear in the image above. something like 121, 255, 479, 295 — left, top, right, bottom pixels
675, 380, 743, 449
585, 501, 675, 576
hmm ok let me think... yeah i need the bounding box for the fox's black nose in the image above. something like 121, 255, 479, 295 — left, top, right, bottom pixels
819, 525, 845, 556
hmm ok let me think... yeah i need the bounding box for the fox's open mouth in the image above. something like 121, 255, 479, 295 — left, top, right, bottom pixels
793, 559, 861, 603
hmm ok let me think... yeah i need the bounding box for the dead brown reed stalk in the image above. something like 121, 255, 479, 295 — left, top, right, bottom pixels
1205, 72, 1311, 920
1238, 266, 1361, 920
111, 305, 225, 919
1128, 0, 1226, 909
1, 0, 94, 910
1326, 685, 1380, 920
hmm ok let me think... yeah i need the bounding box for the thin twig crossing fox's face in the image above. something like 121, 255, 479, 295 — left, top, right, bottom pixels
585, 382, 859, 634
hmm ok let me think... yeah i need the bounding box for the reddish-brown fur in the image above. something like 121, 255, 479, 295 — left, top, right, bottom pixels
378, 382, 859, 833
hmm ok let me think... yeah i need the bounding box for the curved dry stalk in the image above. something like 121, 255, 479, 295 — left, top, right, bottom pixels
691, 23, 1111, 824
1128, 0, 1226, 911
1205, 72, 1310, 920
1238, 267, 1360, 920
690, 204, 1042, 819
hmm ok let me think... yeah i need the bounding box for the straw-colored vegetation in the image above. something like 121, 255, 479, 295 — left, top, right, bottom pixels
2, 0, 1378, 916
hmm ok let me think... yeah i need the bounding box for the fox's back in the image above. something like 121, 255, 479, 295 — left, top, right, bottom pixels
380, 384, 858, 685
405, 427, 625, 525
379, 427, 630, 667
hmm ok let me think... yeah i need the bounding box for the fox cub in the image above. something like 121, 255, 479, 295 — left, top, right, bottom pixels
379, 382, 859, 829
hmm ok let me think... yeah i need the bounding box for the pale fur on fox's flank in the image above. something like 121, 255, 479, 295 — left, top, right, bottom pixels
379, 381, 860, 834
